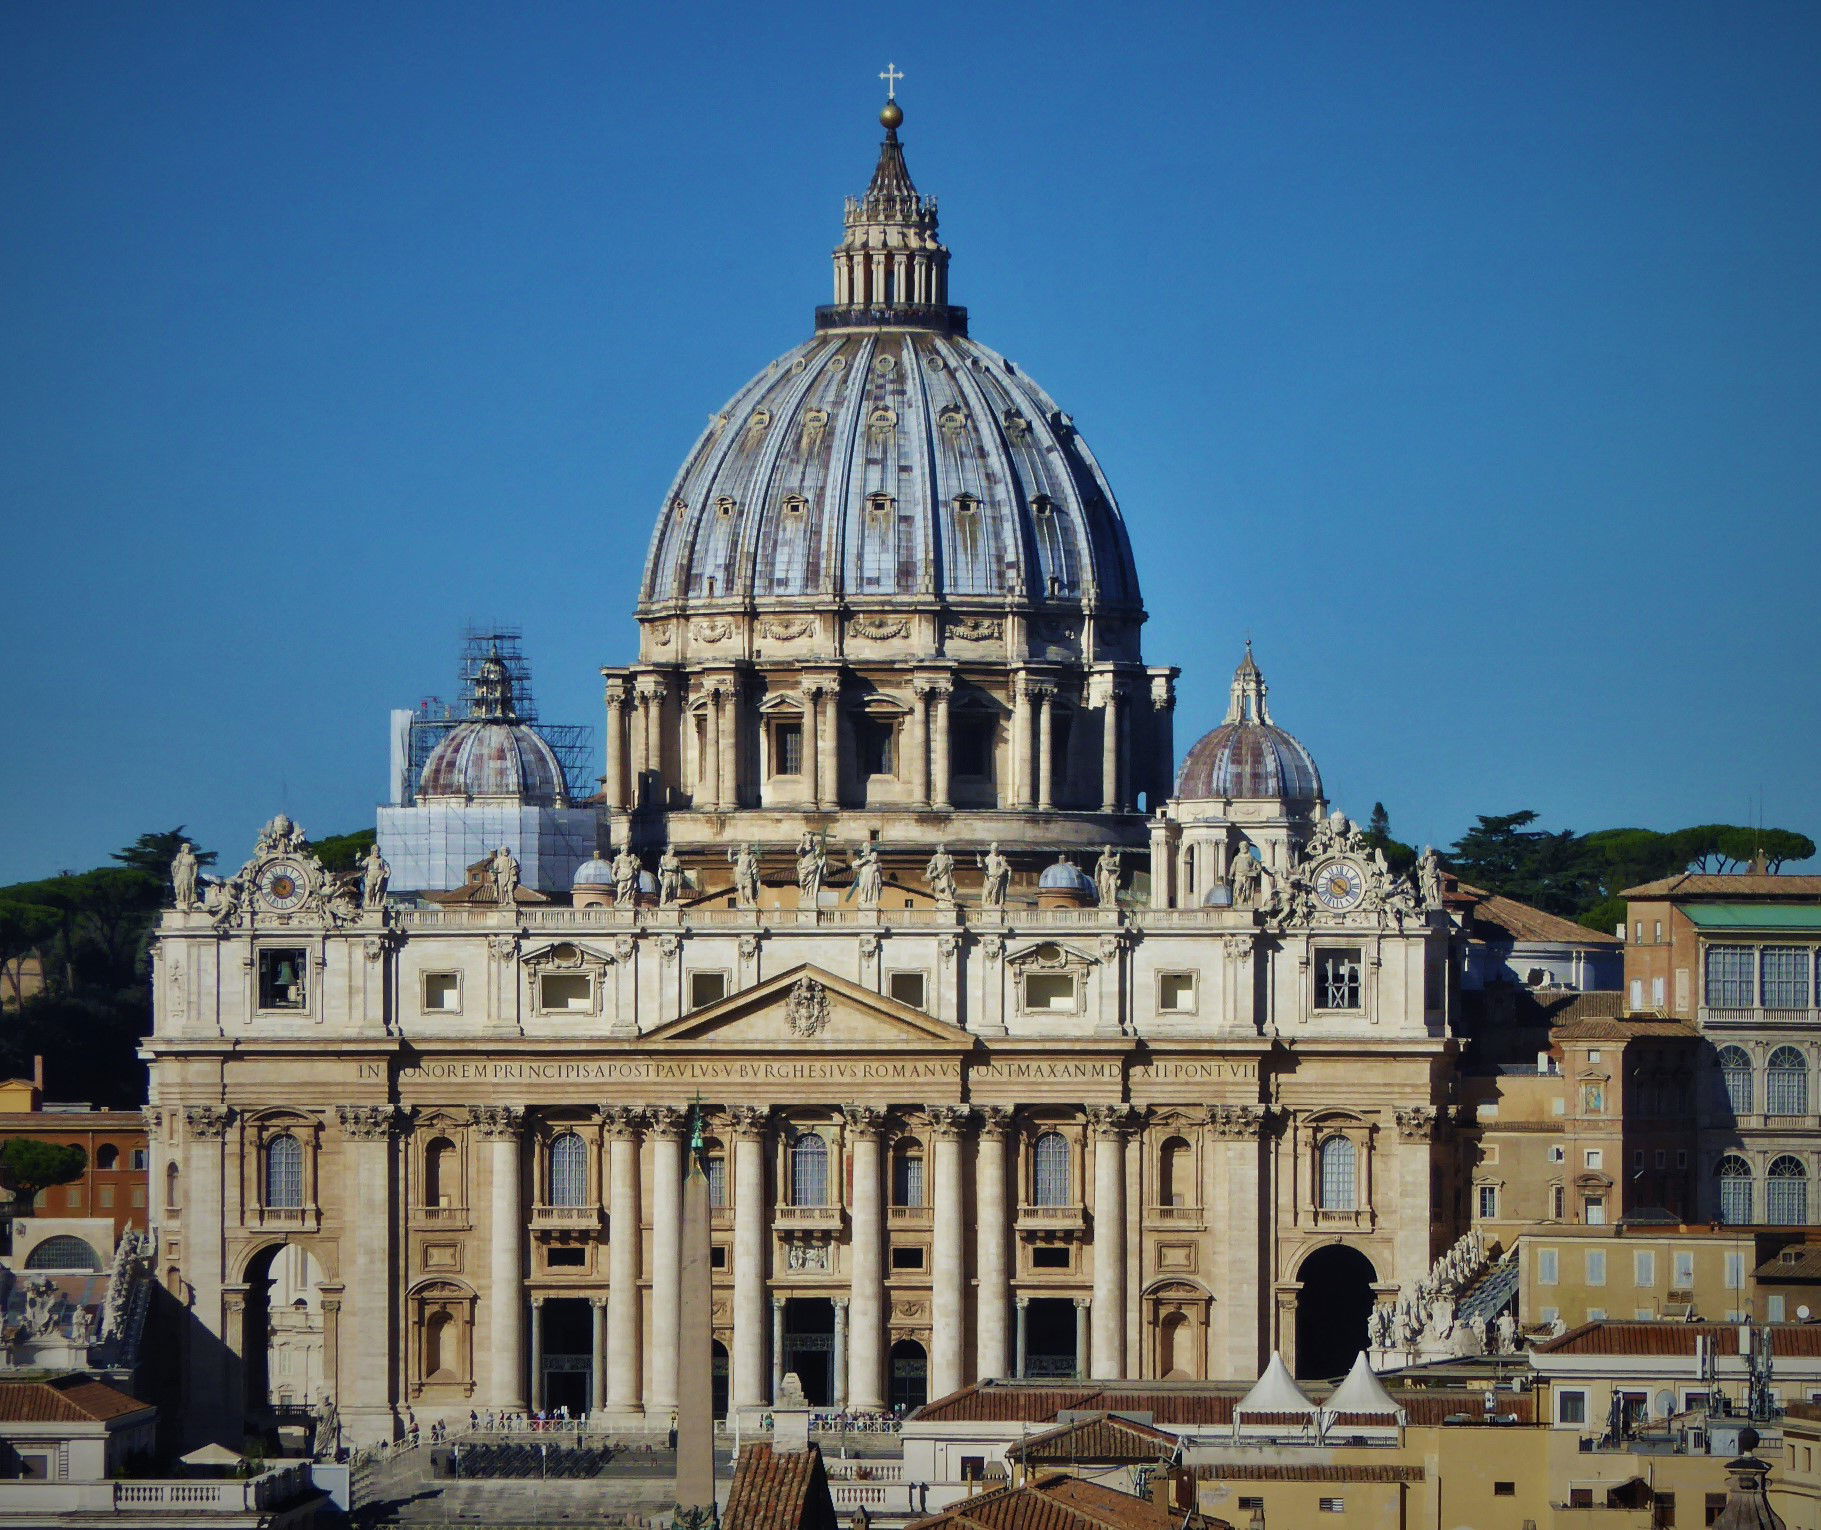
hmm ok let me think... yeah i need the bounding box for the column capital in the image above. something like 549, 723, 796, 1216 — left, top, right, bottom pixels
644, 1105, 687, 1139
975, 1105, 1015, 1138
183, 1104, 234, 1139
337, 1104, 404, 1141
635, 679, 668, 703
832, 1295, 850, 1312
472, 1104, 526, 1140
604, 677, 632, 705
1086, 1103, 1141, 1139
530, 1293, 547, 1308
802, 675, 840, 700
727, 1104, 773, 1141
925, 1104, 973, 1139
599, 1104, 644, 1139
912, 678, 952, 701
771, 1294, 786, 1311
1206, 1103, 1269, 1140
1016, 1294, 1031, 1308
590, 1295, 609, 1309
842, 1104, 886, 1135
1395, 1105, 1439, 1143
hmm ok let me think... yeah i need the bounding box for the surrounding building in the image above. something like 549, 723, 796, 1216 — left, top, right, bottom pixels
0, 1065, 148, 1249
1621, 874, 1821, 1229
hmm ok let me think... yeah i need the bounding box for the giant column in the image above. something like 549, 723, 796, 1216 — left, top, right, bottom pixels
1100, 682, 1122, 813
844, 1106, 885, 1412
1211, 1104, 1267, 1378
928, 1106, 971, 1399
1087, 1105, 1133, 1380
178, 1105, 233, 1447
646, 1106, 685, 1421
909, 684, 932, 807
716, 677, 740, 810
1036, 687, 1057, 812
729, 1105, 771, 1416
930, 682, 953, 811
700, 685, 721, 808
974, 1107, 1013, 1379
604, 1107, 644, 1422
337, 1104, 401, 1441
476, 1105, 527, 1413
603, 679, 629, 810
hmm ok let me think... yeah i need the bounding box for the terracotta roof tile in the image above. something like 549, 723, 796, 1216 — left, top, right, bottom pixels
723, 1441, 837, 1530
0, 1375, 153, 1424
1006, 1414, 1180, 1464
908, 1473, 1229, 1530
1621, 875, 1821, 899
1535, 1321, 1821, 1357
1194, 1463, 1425, 1483
1468, 892, 1623, 948
1551, 1017, 1700, 1041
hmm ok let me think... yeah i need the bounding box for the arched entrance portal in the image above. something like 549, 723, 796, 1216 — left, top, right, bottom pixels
241, 1244, 327, 1432
1294, 1244, 1377, 1380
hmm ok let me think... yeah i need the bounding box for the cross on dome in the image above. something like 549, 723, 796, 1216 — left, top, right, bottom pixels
879, 62, 903, 100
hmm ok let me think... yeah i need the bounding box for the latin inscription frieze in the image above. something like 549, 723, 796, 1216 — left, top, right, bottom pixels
374, 1058, 956, 1085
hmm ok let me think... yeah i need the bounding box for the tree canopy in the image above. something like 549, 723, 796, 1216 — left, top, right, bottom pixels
0, 1138, 87, 1212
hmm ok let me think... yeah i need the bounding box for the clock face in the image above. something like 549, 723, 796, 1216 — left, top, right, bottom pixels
1314, 859, 1366, 912
258, 860, 310, 912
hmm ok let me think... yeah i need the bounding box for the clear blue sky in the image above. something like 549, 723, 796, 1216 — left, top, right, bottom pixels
3, 1, 1818, 882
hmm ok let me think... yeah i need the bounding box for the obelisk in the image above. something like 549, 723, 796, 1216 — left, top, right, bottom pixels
673, 1104, 719, 1530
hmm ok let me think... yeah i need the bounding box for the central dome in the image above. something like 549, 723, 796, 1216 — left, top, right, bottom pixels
640, 330, 1141, 618
636, 101, 1143, 658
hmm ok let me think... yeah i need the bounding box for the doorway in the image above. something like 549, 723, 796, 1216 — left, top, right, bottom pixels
712, 1340, 729, 1421
782, 1298, 835, 1406
1294, 1244, 1377, 1380
889, 1339, 928, 1412
540, 1298, 593, 1416
1023, 1298, 1079, 1379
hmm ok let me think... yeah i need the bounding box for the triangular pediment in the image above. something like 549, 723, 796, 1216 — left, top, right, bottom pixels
643, 963, 971, 1049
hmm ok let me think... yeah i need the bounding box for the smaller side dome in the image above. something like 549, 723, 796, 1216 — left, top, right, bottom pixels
1038, 857, 1096, 893
572, 856, 613, 889
417, 641, 570, 807
1177, 645, 1322, 802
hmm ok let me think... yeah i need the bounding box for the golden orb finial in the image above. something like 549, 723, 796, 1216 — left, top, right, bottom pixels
880, 99, 903, 130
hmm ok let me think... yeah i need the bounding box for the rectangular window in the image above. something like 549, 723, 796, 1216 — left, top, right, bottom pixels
854, 716, 895, 777
688, 970, 728, 1010
1319, 1501, 1345, 1514
1558, 1390, 1587, 1424
1158, 973, 1196, 1014
99, 1185, 114, 1208
1586, 1197, 1607, 1225
1769, 1294, 1787, 1321
1674, 1251, 1695, 1286
1031, 1246, 1070, 1270
952, 715, 994, 778
422, 972, 461, 1013
1477, 1184, 1498, 1219
1654, 921, 1663, 943
1317, 949, 1363, 1010
257, 948, 308, 1010
1763, 946, 1811, 1009
1706, 945, 1755, 1009
711, 1245, 728, 1270
131, 1187, 145, 1207
546, 1246, 586, 1268
1586, 1149, 1604, 1170
131, 1149, 147, 1171
890, 1245, 926, 1271
1538, 1248, 1559, 1285
773, 720, 804, 776
705, 1156, 727, 1208
1551, 1185, 1566, 1219
537, 973, 593, 1013
1494, 1482, 1515, 1497
1635, 1251, 1656, 1287
1023, 972, 1078, 1013
1587, 1250, 1607, 1286
888, 971, 928, 1010
1550, 1145, 1566, 1163
1726, 1252, 1746, 1290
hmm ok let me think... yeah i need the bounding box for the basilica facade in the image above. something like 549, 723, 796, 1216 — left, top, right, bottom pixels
146, 97, 1460, 1448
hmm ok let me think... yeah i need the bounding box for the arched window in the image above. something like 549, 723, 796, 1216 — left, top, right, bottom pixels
1158, 1137, 1192, 1208
1318, 1136, 1358, 1211
791, 1133, 829, 1207
95, 1144, 119, 1170
892, 1138, 925, 1208
1768, 1048, 1808, 1117
1769, 1157, 1809, 1225
1032, 1132, 1070, 1206
164, 1162, 181, 1212
264, 1134, 303, 1209
24, 1235, 101, 1271
549, 1132, 587, 1207
1718, 1046, 1754, 1116
1717, 1155, 1753, 1225
424, 1137, 457, 1209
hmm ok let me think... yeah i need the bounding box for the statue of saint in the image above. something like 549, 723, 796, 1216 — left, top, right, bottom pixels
360, 845, 390, 910
657, 844, 684, 906
205, 873, 243, 928
1417, 846, 1444, 909
611, 848, 642, 907
796, 833, 827, 908
491, 846, 520, 907
729, 844, 762, 909
170, 842, 200, 911
925, 844, 958, 904
1228, 848, 1262, 908
851, 842, 883, 909
1094, 846, 1121, 908
977, 843, 1011, 908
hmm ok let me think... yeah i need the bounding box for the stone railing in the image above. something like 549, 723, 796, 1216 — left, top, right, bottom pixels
1015, 1204, 1088, 1235
530, 1204, 602, 1231
888, 1205, 933, 1226
0, 1463, 317, 1515
774, 1204, 844, 1230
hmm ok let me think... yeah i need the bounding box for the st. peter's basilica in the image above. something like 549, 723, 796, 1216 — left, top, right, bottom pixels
148, 94, 1460, 1448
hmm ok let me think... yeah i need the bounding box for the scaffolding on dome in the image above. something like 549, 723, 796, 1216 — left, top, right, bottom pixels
400, 628, 596, 805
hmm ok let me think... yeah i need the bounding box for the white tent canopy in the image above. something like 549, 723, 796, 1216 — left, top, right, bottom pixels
1321, 1351, 1406, 1423
1233, 1351, 1317, 1421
